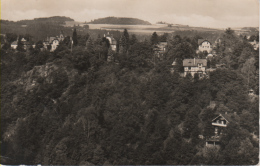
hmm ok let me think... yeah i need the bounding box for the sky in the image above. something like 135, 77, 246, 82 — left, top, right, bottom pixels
1, 0, 259, 28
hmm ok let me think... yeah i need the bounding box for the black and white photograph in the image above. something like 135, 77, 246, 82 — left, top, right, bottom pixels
1, 0, 259, 165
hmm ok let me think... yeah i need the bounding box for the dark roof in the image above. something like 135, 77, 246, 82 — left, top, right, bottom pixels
198, 39, 213, 45
183, 59, 207, 67
50, 39, 59, 44
49, 37, 57, 43
23, 41, 33, 45
158, 42, 167, 46
212, 114, 230, 123
11, 41, 18, 45
212, 113, 239, 124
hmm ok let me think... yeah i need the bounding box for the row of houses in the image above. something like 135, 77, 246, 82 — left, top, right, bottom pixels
8, 31, 118, 53
7, 31, 66, 52
11, 37, 36, 50
42, 32, 65, 52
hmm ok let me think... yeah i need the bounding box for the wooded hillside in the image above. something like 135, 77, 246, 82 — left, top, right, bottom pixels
88, 17, 152, 25
1, 29, 259, 165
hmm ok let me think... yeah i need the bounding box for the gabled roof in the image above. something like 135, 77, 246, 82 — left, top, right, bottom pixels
49, 37, 58, 43
23, 41, 32, 45
198, 39, 213, 45
158, 42, 167, 46
11, 41, 18, 45
212, 114, 230, 123
183, 59, 207, 67
50, 39, 59, 44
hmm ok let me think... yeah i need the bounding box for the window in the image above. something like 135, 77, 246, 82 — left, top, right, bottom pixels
188, 67, 191, 70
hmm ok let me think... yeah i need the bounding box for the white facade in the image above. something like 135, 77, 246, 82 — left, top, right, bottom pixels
249, 40, 259, 50
184, 65, 206, 77
183, 59, 207, 78
50, 39, 59, 52
106, 36, 117, 51
11, 44, 18, 49
199, 41, 212, 53
104, 32, 117, 52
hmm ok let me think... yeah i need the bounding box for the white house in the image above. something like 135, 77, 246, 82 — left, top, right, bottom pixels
11, 41, 18, 49
183, 58, 207, 77
249, 40, 259, 50
198, 39, 213, 53
50, 39, 59, 52
154, 42, 167, 57
104, 32, 117, 51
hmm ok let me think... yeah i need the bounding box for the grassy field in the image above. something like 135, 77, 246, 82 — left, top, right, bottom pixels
64, 21, 224, 34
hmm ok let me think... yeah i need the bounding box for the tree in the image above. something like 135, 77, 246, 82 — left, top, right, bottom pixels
119, 35, 127, 54
129, 34, 138, 46
123, 29, 129, 49
225, 28, 234, 36
72, 28, 78, 46
86, 36, 94, 53
159, 33, 168, 42
62, 36, 71, 46
16, 36, 25, 52
6, 33, 17, 43
238, 47, 254, 66
151, 32, 159, 45
35, 40, 44, 50
241, 58, 256, 88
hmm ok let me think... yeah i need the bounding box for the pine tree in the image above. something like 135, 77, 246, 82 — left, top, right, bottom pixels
17, 36, 25, 52
129, 34, 138, 45
151, 32, 159, 45
119, 35, 127, 54
123, 29, 129, 47
72, 28, 78, 46
86, 36, 94, 53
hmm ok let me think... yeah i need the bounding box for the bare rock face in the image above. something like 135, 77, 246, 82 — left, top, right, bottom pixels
19, 62, 58, 92
18, 62, 78, 93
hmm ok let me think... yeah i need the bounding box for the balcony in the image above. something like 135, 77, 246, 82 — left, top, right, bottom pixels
206, 136, 220, 142
212, 122, 227, 127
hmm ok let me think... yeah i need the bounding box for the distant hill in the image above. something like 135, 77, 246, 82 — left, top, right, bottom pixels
240, 27, 259, 32
33, 16, 74, 22
1, 16, 76, 41
16, 16, 74, 25
88, 17, 151, 25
